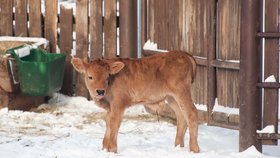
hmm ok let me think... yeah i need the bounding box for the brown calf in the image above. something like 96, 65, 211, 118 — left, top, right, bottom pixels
71, 51, 200, 153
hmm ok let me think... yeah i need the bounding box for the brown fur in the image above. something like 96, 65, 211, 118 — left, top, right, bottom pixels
71, 51, 200, 153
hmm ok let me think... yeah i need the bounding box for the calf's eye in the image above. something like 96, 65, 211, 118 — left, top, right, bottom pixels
88, 76, 93, 80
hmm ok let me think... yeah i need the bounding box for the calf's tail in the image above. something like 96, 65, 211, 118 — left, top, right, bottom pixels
186, 54, 197, 83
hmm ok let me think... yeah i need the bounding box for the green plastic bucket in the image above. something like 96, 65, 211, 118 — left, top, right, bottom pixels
8, 46, 66, 96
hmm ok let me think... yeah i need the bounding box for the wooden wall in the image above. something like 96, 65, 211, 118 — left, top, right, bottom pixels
147, 0, 241, 109
0, 0, 138, 97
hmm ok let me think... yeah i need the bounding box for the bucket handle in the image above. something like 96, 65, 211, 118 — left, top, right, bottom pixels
7, 57, 20, 85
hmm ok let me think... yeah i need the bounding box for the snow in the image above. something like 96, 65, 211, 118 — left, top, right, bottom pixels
257, 125, 276, 134
265, 75, 277, 82
0, 93, 279, 158
0, 36, 49, 49
143, 40, 168, 52
213, 98, 239, 115
195, 104, 208, 112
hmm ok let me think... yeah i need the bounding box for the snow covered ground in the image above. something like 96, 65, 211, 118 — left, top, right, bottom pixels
0, 93, 279, 158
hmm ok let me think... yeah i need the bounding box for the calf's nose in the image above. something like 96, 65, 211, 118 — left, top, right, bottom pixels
96, 90, 105, 96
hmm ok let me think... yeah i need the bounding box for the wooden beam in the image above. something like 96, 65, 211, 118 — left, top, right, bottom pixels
45, 0, 58, 52
60, 5, 74, 96
104, 0, 117, 58
75, 0, 89, 97
239, 0, 262, 152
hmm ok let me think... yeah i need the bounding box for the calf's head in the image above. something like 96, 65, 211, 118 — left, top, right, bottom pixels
71, 57, 124, 100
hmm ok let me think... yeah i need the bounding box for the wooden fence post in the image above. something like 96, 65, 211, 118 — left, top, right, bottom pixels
119, 0, 138, 58
0, 0, 13, 36
239, 0, 262, 152
207, 0, 217, 124
45, 0, 58, 52
104, 0, 117, 58
29, 0, 42, 37
90, 0, 103, 60
15, 0, 28, 37
75, 0, 89, 97
141, 0, 147, 48
60, 6, 74, 96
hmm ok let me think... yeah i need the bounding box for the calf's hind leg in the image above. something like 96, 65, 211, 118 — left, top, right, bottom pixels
166, 96, 188, 147
171, 89, 200, 153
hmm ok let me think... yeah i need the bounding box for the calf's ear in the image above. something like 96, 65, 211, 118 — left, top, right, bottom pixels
71, 57, 86, 73
109, 61, 125, 75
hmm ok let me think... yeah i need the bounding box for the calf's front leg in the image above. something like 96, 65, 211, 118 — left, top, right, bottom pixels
102, 103, 125, 153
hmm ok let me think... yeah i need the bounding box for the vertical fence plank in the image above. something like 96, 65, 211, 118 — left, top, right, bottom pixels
104, 0, 117, 58
15, 0, 28, 36
217, 0, 241, 108
75, 0, 89, 97
45, 0, 58, 52
141, 0, 147, 48
168, 0, 175, 50
153, 0, 159, 44
119, 0, 138, 58
0, 0, 13, 36
263, 0, 279, 145
90, 0, 103, 60
148, 0, 155, 42
207, 0, 217, 123
60, 5, 73, 96
157, 0, 166, 49
180, 0, 208, 105
29, 0, 42, 37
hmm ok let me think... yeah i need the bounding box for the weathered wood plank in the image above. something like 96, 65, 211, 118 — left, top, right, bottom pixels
206, 0, 217, 124
29, 0, 42, 37
0, 88, 8, 108
168, 0, 175, 50
75, 0, 89, 97
217, 0, 240, 108
119, 0, 138, 58
45, 0, 58, 52
15, 0, 28, 37
89, 0, 103, 59
141, 0, 147, 48
263, 0, 279, 145
153, 0, 159, 44
148, 0, 155, 42
0, 57, 14, 93
60, 5, 74, 96
0, 0, 13, 36
157, 0, 166, 49
7, 92, 45, 111
180, 0, 208, 105
104, 0, 117, 58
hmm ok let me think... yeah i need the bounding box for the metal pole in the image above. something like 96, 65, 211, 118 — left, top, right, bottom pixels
119, 0, 138, 58
137, 0, 142, 58
239, 0, 262, 152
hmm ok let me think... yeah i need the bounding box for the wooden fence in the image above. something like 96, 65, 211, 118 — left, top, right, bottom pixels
147, 0, 240, 128
0, 0, 279, 152
0, 0, 244, 127
0, 0, 138, 97
148, 0, 240, 107
147, 0, 280, 151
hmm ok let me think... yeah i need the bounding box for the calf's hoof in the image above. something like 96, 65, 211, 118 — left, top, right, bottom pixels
190, 144, 200, 153
103, 144, 118, 153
